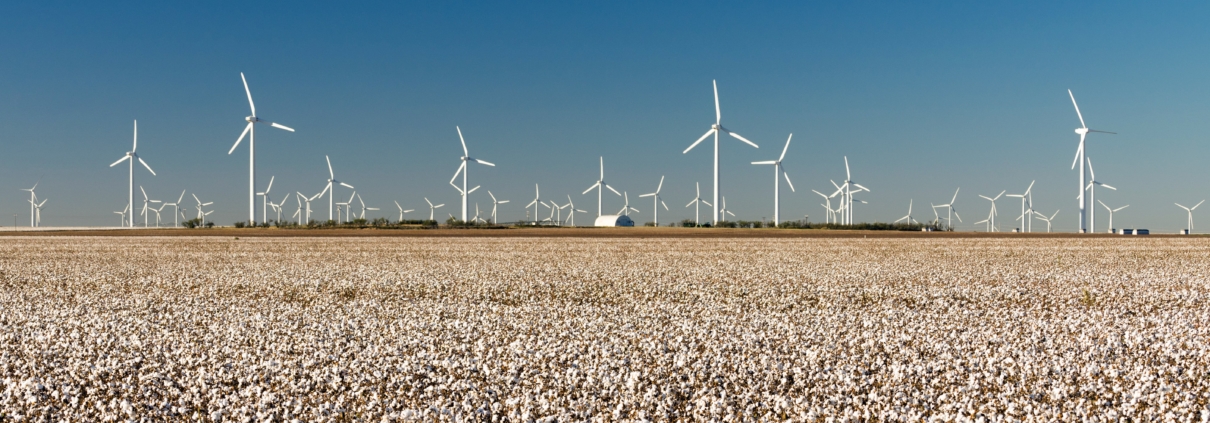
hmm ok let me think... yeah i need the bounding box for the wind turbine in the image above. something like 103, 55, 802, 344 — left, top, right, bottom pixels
617, 192, 639, 216
298, 191, 315, 224
1097, 200, 1128, 233
228, 73, 294, 224
565, 195, 587, 226
1176, 200, 1204, 233
450, 126, 495, 222
109, 120, 155, 228
164, 190, 186, 227
192, 194, 213, 227
425, 198, 445, 221
638, 176, 669, 226
719, 196, 736, 221
20, 181, 38, 227
1084, 158, 1116, 233
977, 191, 1005, 232
751, 134, 796, 226
336, 191, 356, 223
894, 199, 917, 225
356, 193, 378, 220
812, 190, 834, 224
269, 193, 289, 223
394, 201, 415, 222
525, 184, 542, 224
30, 198, 47, 227
138, 187, 161, 228
582, 157, 621, 217
488, 191, 508, 225
682, 80, 759, 224
317, 155, 354, 222
1005, 181, 1035, 233
114, 205, 128, 227
839, 157, 868, 225
256, 176, 276, 225
1033, 210, 1060, 233
935, 188, 961, 229
685, 182, 712, 226
1069, 90, 1116, 233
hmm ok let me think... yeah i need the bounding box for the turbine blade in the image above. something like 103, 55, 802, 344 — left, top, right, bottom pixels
326, 155, 334, 179
751, 160, 777, 165
110, 156, 130, 167
661, 200, 668, 210
230, 123, 252, 154
266, 176, 274, 192
605, 184, 621, 196
684, 129, 715, 154
468, 185, 480, 194
656, 175, 664, 193
474, 159, 495, 166
1101, 184, 1117, 191
783, 171, 795, 192
779, 133, 792, 161
951, 188, 959, 205
713, 80, 721, 124
726, 131, 758, 148
340, 182, 354, 189
241, 72, 256, 116
457, 126, 468, 156
139, 157, 156, 175
269, 122, 295, 132
132, 120, 138, 151
582, 182, 599, 195
1068, 89, 1085, 129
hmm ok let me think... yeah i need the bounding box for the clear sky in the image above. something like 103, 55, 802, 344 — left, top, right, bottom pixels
2, 2, 1209, 231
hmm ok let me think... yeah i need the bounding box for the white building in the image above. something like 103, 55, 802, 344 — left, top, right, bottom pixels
594, 215, 634, 227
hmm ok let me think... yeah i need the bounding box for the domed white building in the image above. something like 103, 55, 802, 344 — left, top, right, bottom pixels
594, 215, 634, 227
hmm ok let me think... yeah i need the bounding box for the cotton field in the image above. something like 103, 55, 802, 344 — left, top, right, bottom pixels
0, 236, 1208, 421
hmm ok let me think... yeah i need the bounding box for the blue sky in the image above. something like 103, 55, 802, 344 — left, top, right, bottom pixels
2, 2, 1209, 231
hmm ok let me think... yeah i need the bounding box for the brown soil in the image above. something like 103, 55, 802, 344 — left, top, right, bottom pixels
0, 227, 1186, 238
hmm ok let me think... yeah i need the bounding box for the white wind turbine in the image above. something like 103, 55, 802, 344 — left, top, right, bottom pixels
525, 184, 542, 224
617, 192, 639, 217
638, 176, 669, 226
1097, 200, 1128, 233
114, 205, 128, 227
812, 190, 835, 224
192, 194, 213, 227
751, 134, 796, 226
682, 80, 759, 224
256, 176, 277, 225
839, 157, 869, 225
685, 182, 712, 226
394, 201, 415, 222
450, 126, 496, 222
336, 191, 356, 223
297, 191, 314, 224
1084, 158, 1116, 233
318, 155, 354, 222
30, 198, 47, 227
109, 120, 155, 228
1033, 209, 1060, 233
582, 156, 621, 217
164, 190, 186, 227
1176, 200, 1204, 233
269, 193, 289, 223
566, 195, 587, 226
1068, 90, 1115, 233
895, 199, 917, 225
719, 196, 736, 221
488, 191, 508, 225
977, 191, 1005, 232
425, 198, 444, 221
138, 187, 161, 228
228, 73, 294, 224
1005, 181, 1035, 233
935, 188, 961, 229
20, 181, 38, 227
356, 193, 378, 220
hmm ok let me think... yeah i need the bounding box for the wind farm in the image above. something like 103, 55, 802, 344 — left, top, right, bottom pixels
4, 4, 1210, 421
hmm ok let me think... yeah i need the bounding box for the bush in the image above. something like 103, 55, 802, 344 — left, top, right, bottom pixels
182, 218, 203, 229
233, 221, 246, 228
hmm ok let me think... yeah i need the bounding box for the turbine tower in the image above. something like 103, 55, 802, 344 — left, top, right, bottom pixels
318, 156, 354, 221
1068, 90, 1115, 233
109, 120, 155, 228
682, 80, 759, 224
685, 182, 712, 227
1084, 158, 1116, 234
450, 126, 495, 222
19, 182, 38, 227
228, 73, 294, 224
751, 134, 796, 226
1097, 200, 1128, 233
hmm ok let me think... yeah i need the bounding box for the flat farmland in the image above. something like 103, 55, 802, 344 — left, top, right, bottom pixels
0, 237, 1207, 421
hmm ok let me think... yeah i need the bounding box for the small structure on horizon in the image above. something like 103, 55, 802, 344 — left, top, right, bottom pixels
594, 215, 634, 227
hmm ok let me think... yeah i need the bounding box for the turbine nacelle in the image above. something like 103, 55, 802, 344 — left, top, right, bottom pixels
1075, 127, 1089, 135
246, 116, 257, 123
